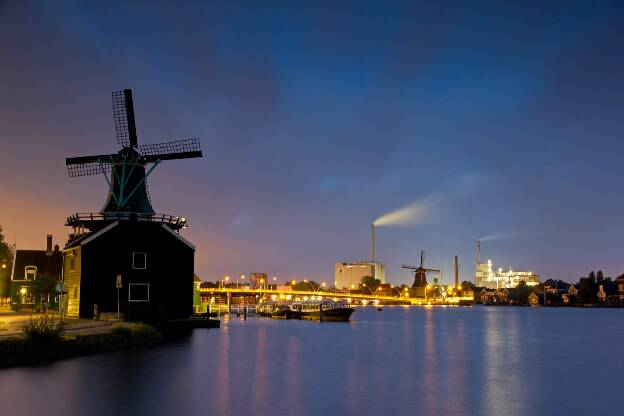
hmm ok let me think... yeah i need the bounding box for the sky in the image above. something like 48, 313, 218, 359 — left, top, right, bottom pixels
1, 1, 623, 285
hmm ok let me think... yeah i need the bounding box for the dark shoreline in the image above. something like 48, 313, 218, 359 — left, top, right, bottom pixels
0, 325, 164, 369
0, 319, 219, 369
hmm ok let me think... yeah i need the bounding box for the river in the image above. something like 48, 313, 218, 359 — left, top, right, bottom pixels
1, 306, 623, 415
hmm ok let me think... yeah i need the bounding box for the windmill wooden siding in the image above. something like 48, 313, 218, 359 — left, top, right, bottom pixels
63, 246, 82, 317
63, 221, 194, 320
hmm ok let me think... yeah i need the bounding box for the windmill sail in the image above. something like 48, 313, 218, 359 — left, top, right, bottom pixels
112, 89, 138, 148
66, 154, 115, 177
139, 138, 202, 161
65, 88, 202, 227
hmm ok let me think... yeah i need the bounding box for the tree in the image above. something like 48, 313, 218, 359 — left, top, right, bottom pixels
578, 272, 597, 304
515, 280, 531, 305
31, 272, 57, 308
360, 275, 381, 291
461, 281, 475, 290
0, 226, 15, 299
292, 280, 320, 291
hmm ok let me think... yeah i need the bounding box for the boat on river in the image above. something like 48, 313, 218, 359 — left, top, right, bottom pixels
287, 300, 355, 322
256, 299, 355, 321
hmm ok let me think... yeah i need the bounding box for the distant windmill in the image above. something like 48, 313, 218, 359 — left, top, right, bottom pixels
402, 251, 440, 289
65, 89, 202, 231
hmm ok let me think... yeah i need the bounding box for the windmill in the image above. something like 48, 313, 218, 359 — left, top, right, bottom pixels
402, 251, 440, 289
65, 89, 202, 232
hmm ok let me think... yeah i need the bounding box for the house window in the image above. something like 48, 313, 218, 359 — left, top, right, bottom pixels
25, 266, 37, 281
132, 252, 147, 270
128, 283, 150, 302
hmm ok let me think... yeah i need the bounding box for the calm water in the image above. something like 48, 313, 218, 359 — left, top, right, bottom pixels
1, 306, 623, 416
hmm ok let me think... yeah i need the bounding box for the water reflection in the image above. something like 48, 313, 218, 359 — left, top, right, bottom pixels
2, 307, 624, 416
214, 323, 231, 416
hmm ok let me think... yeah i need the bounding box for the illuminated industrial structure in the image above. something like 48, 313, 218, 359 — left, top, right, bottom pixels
475, 241, 540, 288
334, 261, 386, 289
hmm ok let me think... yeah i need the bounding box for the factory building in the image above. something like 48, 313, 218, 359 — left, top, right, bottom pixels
476, 259, 540, 289
334, 261, 386, 289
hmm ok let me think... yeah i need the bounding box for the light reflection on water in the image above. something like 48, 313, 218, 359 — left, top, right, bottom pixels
1, 307, 624, 416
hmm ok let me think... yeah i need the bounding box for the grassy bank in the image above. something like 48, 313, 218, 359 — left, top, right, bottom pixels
0, 322, 163, 368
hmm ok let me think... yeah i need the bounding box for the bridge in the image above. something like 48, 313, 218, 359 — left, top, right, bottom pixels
199, 287, 473, 307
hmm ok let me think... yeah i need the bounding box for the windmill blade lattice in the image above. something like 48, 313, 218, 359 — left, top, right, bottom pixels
139, 138, 202, 161
67, 160, 112, 177
112, 89, 138, 148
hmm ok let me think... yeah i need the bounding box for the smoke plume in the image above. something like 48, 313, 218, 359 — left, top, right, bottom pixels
373, 172, 483, 227
373, 196, 435, 227
479, 231, 527, 242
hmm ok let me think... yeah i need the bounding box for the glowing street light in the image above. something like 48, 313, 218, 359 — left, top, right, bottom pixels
390, 286, 401, 297
315, 282, 327, 294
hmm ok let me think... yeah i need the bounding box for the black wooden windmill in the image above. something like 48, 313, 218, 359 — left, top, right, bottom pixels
65, 89, 202, 233
402, 251, 440, 289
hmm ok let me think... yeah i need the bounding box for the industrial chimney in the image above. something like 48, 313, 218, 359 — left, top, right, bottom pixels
454, 255, 459, 288
370, 224, 375, 263
46, 235, 53, 256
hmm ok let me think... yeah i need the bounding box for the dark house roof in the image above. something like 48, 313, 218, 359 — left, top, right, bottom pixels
11, 249, 62, 280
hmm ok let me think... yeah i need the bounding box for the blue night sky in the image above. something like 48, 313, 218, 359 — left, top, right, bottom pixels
1, 1, 623, 284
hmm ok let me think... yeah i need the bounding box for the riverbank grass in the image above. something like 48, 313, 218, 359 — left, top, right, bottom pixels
0, 317, 164, 368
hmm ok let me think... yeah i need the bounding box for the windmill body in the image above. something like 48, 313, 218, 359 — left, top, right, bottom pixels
61, 89, 202, 321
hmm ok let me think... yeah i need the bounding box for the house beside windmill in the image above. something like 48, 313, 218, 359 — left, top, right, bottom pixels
62, 89, 202, 321
10, 235, 62, 312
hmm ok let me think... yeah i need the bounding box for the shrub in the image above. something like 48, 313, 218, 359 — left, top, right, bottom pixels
132, 323, 163, 343
110, 323, 162, 345
110, 325, 133, 338
22, 315, 67, 343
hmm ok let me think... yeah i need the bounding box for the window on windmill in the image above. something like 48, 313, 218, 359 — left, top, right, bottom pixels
132, 252, 147, 270
128, 283, 150, 302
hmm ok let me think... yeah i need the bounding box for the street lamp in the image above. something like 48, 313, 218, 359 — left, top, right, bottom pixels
362, 284, 374, 296
390, 285, 401, 297
315, 282, 326, 294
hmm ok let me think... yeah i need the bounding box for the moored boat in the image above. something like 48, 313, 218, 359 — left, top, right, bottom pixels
287, 300, 355, 322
